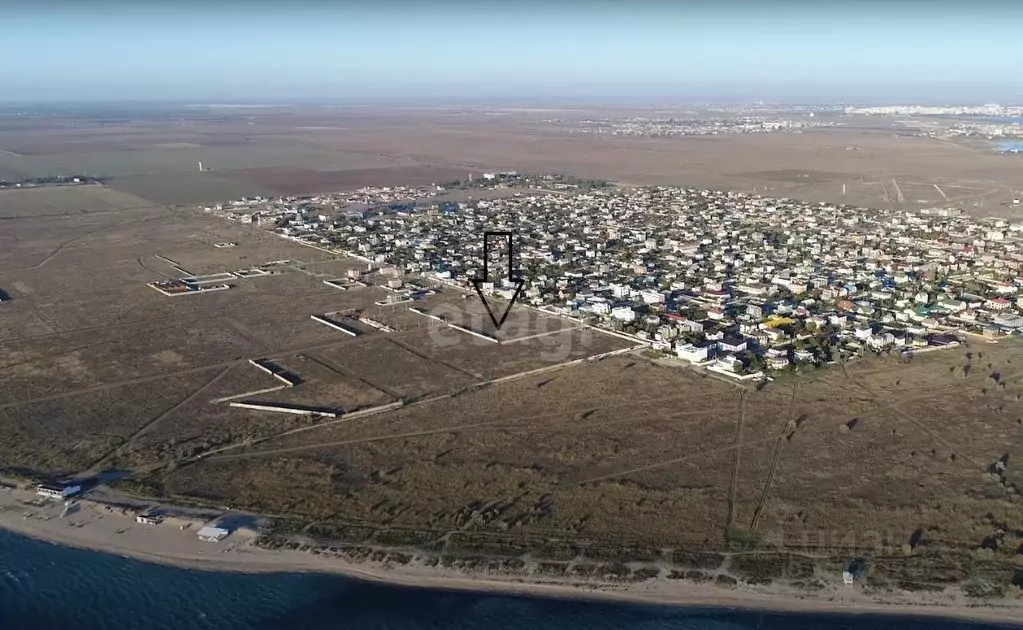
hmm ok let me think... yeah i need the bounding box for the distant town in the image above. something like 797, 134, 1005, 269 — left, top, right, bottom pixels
846, 104, 1023, 117
545, 116, 834, 137
207, 173, 1023, 379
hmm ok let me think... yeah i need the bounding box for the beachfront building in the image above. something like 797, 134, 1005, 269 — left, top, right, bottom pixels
36, 483, 82, 500
197, 526, 230, 542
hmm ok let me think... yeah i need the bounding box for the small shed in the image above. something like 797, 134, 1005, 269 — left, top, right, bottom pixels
844, 557, 870, 586
197, 526, 229, 542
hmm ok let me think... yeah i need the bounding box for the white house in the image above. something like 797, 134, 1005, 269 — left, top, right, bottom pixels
937, 298, 967, 312
611, 284, 632, 299
867, 332, 896, 349
676, 343, 711, 363
639, 289, 666, 304
611, 306, 636, 322
794, 349, 816, 363
710, 357, 743, 373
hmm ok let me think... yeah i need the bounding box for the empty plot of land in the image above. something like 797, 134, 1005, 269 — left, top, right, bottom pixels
288, 258, 371, 280
244, 379, 393, 414
0, 211, 394, 405
736, 169, 875, 184
317, 337, 477, 399
755, 410, 989, 548
201, 361, 289, 403
3, 141, 359, 180
0, 158, 29, 181
174, 340, 1023, 552
3, 107, 1022, 216
0, 185, 153, 218
166, 357, 745, 543
1, 137, 207, 156
108, 172, 280, 205
394, 325, 631, 381
0, 373, 213, 472
381, 291, 582, 343
0, 207, 429, 472
226, 165, 474, 195
252, 352, 396, 410
215, 356, 731, 458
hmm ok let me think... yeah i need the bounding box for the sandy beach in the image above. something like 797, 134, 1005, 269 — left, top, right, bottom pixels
1, 486, 1020, 625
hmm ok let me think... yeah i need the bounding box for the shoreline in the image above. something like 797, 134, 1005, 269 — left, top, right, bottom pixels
2, 489, 1021, 626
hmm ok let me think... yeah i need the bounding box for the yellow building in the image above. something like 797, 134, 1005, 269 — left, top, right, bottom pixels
765, 316, 795, 328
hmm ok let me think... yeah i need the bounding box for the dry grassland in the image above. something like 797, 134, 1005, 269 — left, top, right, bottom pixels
0, 185, 153, 218
316, 339, 478, 400
0, 204, 415, 473
228, 165, 473, 196
151, 338, 1023, 570
3, 107, 1021, 214
109, 173, 281, 205
165, 358, 741, 546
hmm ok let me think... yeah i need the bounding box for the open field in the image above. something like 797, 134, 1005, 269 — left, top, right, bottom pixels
128, 337, 1023, 604
0, 185, 153, 218
316, 338, 477, 400
229, 165, 474, 196
154, 340, 1023, 568
1, 105, 1021, 214
108, 172, 281, 205
0, 202, 402, 471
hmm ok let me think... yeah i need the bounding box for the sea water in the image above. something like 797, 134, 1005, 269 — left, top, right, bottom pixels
993, 139, 1023, 152
0, 530, 1019, 630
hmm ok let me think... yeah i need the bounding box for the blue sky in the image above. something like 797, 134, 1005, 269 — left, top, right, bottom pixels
3, 1, 1023, 102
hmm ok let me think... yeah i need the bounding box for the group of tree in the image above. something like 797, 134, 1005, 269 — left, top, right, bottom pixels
0, 174, 104, 188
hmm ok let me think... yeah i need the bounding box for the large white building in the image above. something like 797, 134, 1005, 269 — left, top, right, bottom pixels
611, 306, 636, 322
37, 483, 81, 500
639, 289, 666, 304
676, 343, 710, 363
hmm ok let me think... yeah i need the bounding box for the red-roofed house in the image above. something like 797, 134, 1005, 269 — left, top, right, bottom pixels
987, 297, 1011, 310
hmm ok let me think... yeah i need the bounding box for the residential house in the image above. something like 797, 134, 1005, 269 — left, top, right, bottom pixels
718, 336, 748, 353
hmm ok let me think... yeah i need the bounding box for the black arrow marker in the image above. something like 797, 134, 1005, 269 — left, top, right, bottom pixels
471, 230, 524, 330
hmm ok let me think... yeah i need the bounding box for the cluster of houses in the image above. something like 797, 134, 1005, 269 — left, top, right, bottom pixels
213, 181, 1023, 376
546, 116, 833, 138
